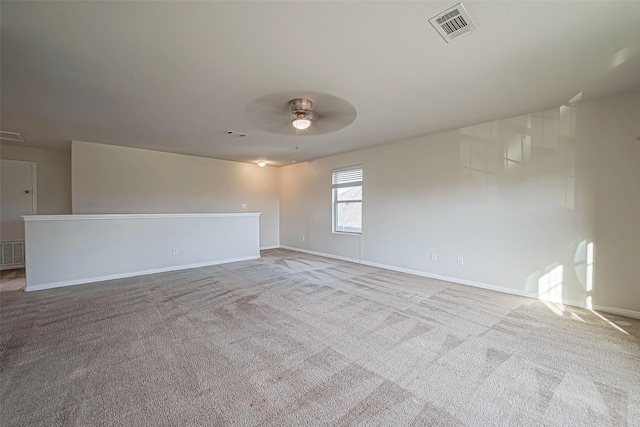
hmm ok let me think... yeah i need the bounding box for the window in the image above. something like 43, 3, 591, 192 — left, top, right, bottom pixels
332, 167, 362, 234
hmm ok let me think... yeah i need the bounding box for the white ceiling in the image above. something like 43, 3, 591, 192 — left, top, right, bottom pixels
2, 1, 640, 166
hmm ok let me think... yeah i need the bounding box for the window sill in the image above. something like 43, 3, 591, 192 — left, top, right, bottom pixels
332, 231, 362, 236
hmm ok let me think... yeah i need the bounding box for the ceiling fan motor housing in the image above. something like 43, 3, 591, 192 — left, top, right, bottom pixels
289, 98, 313, 111
289, 98, 317, 122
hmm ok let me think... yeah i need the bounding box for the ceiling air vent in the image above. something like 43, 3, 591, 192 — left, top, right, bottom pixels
223, 130, 247, 138
0, 131, 26, 142
429, 3, 476, 43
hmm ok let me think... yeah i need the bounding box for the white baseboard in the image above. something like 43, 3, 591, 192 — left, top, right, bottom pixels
260, 245, 280, 250
361, 260, 640, 319
1, 264, 25, 271
361, 259, 532, 296
279, 245, 361, 264
589, 305, 640, 320
279, 246, 640, 320
25, 255, 261, 292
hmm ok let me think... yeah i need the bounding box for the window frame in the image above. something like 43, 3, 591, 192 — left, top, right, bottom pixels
331, 166, 363, 235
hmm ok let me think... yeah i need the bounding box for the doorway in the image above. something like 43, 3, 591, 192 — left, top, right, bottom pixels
0, 159, 37, 269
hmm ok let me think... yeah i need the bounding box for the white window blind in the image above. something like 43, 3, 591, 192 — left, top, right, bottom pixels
332, 168, 363, 187
332, 167, 362, 234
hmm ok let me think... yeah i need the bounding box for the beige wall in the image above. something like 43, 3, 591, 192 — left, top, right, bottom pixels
24, 213, 260, 291
4, 93, 638, 314
0, 144, 72, 215
1, 144, 72, 240
279, 91, 640, 315
71, 142, 279, 248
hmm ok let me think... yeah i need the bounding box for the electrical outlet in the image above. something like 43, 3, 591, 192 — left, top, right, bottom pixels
457, 256, 464, 265
431, 253, 438, 262
241, 203, 247, 209
172, 248, 178, 255
302, 236, 305, 242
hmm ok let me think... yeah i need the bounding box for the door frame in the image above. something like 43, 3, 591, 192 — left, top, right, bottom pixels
1, 159, 38, 215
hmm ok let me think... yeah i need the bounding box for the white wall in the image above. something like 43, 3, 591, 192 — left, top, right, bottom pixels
0, 144, 72, 240
24, 213, 260, 291
279, 91, 640, 315
72, 141, 279, 248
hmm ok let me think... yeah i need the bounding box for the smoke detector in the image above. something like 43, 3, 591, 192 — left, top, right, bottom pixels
429, 3, 477, 43
0, 131, 26, 142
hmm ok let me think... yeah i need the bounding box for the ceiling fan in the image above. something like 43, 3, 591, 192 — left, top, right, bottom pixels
244, 91, 357, 136
289, 98, 316, 131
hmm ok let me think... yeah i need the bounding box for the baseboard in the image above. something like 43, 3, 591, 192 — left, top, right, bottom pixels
279, 246, 361, 264
1, 264, 25, 271
25, 255, 261, 292
361, 259, 537, 298
260, 245, 280, 250
278, 246, 640, 320
590, 305, 640, 320
361, 260, 640, 320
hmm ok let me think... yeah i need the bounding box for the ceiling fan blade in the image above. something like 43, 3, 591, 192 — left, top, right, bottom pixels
318, 110, 358, 124
262, 120, 294, 135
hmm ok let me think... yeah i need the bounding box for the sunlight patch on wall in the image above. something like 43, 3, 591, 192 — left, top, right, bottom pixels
459, 106, 576, 208
586, 242, 594, 292
538, 265, 564, 304
505, 108, 576, 209
574, 239, 595, 300
459, 121, 499, 201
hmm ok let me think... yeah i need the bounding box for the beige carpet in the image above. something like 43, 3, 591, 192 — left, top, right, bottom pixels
1, 249, 639, 426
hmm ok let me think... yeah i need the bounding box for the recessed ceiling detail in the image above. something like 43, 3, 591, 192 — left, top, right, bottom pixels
245, 92, 357, 136
1, 2, 639, 166
429, 3, 477, 43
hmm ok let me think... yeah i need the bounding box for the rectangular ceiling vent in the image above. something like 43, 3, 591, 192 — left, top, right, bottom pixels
429, 3, 477, 43
0, 131, 26, 142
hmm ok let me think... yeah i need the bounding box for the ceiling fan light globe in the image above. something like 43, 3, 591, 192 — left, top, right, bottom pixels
292, 118, 312, 130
